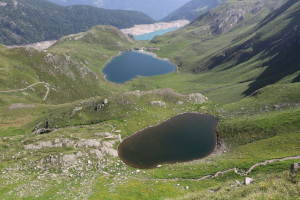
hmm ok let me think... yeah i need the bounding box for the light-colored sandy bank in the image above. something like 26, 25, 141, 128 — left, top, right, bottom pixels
6, 40, 57, 51
121, 20, 190, 36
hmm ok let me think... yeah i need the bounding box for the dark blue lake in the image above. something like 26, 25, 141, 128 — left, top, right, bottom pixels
102, 51, 176, 84
118, 113, 218, 169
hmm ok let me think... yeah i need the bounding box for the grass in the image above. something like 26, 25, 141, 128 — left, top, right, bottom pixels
0, 1, 299, 198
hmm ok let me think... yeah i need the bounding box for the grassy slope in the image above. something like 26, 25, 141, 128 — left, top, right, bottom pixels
0, 1, 299, 199
127, 0, 300, 104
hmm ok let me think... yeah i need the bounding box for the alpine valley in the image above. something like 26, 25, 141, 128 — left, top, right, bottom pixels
0, 0, 299, 199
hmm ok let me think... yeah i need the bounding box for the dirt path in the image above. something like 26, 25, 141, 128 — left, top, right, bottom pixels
116, 155, 300, 182
0, 82, 50, 101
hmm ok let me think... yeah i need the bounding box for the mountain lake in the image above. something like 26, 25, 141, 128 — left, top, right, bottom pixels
134, 27, 180, 40
118, 112, 218, 169
102, 51, 176, 84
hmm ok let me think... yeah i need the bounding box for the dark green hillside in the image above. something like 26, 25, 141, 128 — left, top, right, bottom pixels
162, 0, 226, 22
0, 0, 154, 45
195, 0, 300, 95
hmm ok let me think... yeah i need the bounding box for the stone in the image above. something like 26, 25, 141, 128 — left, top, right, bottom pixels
76, 151, 84, 157
89, 149, 103, 159
77, 139, 101, 148
243, 177, 254, 185
188, 93, 208, 104
151, 101, 166, 107
94, 132, 111, 137
61, 154, 76, 164
176, 101, 184, 105
72, 107, 83, 115
95, 104, 102, 111
289, 163, 300, 183
103, 98, 108, 104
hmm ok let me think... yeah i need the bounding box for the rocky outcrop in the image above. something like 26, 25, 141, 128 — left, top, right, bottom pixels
8, 103, 36, 110
125, 88, 208, 104
77, 139, 101, 148
290, 163, 300, 183
188, 93, 208, 104
95, 98, 108, 111
24, 138, 74, 150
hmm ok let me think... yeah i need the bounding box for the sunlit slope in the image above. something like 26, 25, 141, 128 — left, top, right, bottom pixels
133, 0, 299, 103
0, 26, 136, 104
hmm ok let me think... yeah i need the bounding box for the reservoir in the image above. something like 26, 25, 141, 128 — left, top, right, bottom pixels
102, 51, 176, 84
118, 113, 218, 169
134, 27, 180, 41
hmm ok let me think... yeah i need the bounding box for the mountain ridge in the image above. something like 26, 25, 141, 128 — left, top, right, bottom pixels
0, 0, 154, 45
162, 0, 226, 22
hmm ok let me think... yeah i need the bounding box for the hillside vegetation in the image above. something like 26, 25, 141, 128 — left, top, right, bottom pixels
0, 0, 154, 45
47, 0, 191, 20
131, 0, 299, 103
0, 0, 299, 199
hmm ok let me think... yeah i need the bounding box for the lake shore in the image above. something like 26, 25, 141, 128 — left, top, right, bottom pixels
121, 20, 190, 36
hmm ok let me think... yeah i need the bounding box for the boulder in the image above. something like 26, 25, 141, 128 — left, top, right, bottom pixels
188, 93, 208, 104
151, 101, 166, 107
103, 98, 108, 104
243, 177, 254, 185
290, 163, 300, 183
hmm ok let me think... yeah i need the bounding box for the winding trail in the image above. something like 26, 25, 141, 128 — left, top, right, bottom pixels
0, 82, 50, 101
112, 155, 300, 182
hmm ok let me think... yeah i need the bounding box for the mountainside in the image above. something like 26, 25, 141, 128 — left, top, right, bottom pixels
148, 0, 298, 101
0, 0, 300, 199
0, 25, 135, 104
198, 0, 300, 95
47, 0, 191, 20
162, 0, 226, 22
0, 0, 154, 45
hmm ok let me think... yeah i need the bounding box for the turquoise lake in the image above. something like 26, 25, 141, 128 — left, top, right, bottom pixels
102, 51, 176, 84
134, 27, 180, 40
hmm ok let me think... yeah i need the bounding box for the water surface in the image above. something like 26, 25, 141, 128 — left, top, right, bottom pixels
102, 51, 175, 84
118, 113, 218, 169
134, 27, 180, 41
